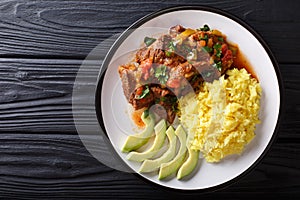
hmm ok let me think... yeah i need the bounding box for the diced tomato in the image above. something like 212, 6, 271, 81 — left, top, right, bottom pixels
167, 78, 181, 88
140, 59, 152, 80
222, 49, 233, 63
221, 44, 228, 55
135, 86, 144, 96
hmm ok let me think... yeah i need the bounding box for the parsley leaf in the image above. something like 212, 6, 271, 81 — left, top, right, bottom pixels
202, 46, 213, 53
136, 86, 150, 99
218, 37, 224, 42
155, 65, 169, 85
199, 24, 210, 31
212, 61, 222, 71
143, 109, 150, 118
213, 43, 222, 50
168, 41, 176, 52
199, 34, 208, 41
204, 71, 212, 78
144, 37, 156, 47
213, 43, 222, 58
165, 51, 172, 57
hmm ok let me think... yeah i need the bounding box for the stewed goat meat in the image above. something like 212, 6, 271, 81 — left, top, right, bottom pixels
118, 24, 236, 124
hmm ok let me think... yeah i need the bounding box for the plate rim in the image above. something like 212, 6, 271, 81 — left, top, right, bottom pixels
95, 5, 284, 192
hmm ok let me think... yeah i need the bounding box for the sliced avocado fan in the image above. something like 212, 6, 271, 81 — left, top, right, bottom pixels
139, 126, 177, 173
158, 125, 187, 180
126, 119, 167, 162
121, 111, 155, 153
177, 147, 199, 180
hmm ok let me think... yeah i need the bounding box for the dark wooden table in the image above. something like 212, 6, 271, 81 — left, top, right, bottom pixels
0, 0, 299, 199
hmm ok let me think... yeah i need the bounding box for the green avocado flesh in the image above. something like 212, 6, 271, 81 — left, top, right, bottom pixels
121, 112, 155, 153
177, 147, 199, 180
139, 126, 177, 173
158, 125, 187, 180
126, 119, 167, 162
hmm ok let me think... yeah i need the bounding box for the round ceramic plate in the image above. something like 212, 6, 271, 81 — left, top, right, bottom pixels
96, 6, 283, 191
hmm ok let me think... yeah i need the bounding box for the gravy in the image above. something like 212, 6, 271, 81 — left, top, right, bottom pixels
233, 50, 258, 81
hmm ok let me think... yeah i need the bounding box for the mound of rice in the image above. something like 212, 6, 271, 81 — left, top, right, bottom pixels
179, 68, 261, 162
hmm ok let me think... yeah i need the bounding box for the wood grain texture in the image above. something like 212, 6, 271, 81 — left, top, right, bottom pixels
0, 134, 298, 199
0, 0, 299, 198
0, 0, 299, 62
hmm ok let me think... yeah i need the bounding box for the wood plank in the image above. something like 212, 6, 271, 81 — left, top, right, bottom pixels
0, 58, 299, 140
0, 0, 299, 62
0, 134, 298, 198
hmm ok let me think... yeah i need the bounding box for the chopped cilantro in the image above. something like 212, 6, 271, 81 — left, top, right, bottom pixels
199, 34, 208, 41
168, 41, 176, 52
202, 46, 213, 53
213, 43, 222, 58
218, 37, 224, 42
155, 98, 160, 104
172, 103, 179, 112
212, 61, 222, 71
199, 24, 210, 31
143, 109, 149, 118
213, 43, 222, 50
204, 71, 212, 78
136, 86, 150, 99
155, 65, 169, 85
165, 51, 172, 57
144, 37, 156, 47
161, 97, 167, 102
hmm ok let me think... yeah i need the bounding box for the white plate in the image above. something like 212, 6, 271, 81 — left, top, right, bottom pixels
98, 6, 283, 191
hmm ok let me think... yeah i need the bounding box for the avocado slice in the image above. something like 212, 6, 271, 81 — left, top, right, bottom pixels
126, 119, 167, 162
121, 112, 155, 153
139, 126, 177, 173
158, 125, 187, 179
177, 147, 199, 180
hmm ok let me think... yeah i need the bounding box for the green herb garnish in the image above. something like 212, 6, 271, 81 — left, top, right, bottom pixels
203, 71, 212, 78
143, 109, 150, 118
160, 96, 166, 102
168, 41, 176, 52
199, 24, 210, 31
212, 61, 222, 71
218, 37, 224, 42
172, 103, 179, 113
144, 37, 156, 47
199, 34, 208, 41
202, 46, 213, 53
213, 43, 222, 58
137, 86, 150, 99
165, 51, 172, 57
155, 65, 169, 85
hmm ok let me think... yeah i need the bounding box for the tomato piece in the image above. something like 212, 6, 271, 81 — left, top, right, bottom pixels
222, 49, 233, 63
221, 44, 228, 55
136, 86, 144, 96
140, 59, 152, 80
167, 78, 181, 88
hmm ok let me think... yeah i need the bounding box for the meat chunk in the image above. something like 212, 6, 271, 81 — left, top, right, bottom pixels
169, 25, 186, 37
150, 34, 172, 50
150, 86, 171, 98
150, 85, 177, 124
135, 47, 151, 63
192, 61, 221, 82
119, 66, 137, 101
129, 86, 154, 110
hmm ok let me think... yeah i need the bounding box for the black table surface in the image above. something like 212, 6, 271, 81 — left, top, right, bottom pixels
0, 0, 299, 199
